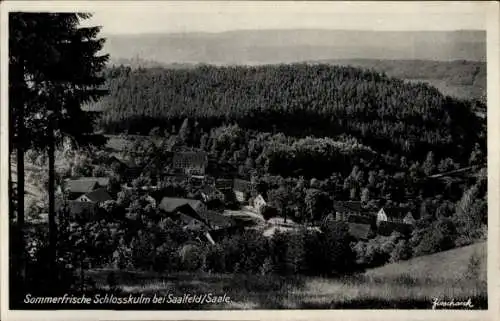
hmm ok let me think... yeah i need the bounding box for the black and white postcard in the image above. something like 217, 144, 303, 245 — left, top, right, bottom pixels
1, 1, 499, 320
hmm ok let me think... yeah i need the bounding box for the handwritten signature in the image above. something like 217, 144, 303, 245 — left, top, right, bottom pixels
432, 298, 474, 310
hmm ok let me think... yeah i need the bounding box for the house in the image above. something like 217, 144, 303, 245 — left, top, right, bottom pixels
233, 178, 253, 203
178, 213, 207, 232
251, 194, 267, 214
376, 207, 414, 225
76, 188, 113, 204
66, 179, 99, 200
172, 151, 208, 176
334, 201, 370, 221
75, 177, 110, 188
376, 207, 415, 236
106, 155, 143, 181
159, 197, 207, 223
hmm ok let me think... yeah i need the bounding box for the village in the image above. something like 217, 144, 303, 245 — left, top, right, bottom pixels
51, 134, 418, 246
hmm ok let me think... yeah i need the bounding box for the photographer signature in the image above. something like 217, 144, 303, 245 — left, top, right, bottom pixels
432, 298, 474, 310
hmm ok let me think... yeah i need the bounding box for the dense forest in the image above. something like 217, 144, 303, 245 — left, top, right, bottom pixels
97, 64, 485, 165
108, 58, 486, 101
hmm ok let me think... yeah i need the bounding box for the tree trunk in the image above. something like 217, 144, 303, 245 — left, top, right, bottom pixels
16, 95, 25, 231
14, 60, 26, 288
48, 120, 57, 279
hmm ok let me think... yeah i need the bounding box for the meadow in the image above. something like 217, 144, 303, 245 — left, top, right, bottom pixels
83, 242, 486, 310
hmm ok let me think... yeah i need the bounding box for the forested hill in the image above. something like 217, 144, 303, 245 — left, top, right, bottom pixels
108, 58, 486, 102
97, 64, 485, 164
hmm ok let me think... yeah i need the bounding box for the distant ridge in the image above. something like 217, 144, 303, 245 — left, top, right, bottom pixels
104, 29, 486, 65
106, 58, 486, 102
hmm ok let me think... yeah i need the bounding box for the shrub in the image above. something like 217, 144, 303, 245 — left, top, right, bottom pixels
179, 243, 206, 272
205, 244, 226, 273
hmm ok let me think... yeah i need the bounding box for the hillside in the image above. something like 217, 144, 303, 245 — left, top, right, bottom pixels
108, 58, 486, 102
364, 242, 486, 282
104, 29, 486, 65
313, 59, 486, 101
97, 64, 485, 165
83, 242, 487, 310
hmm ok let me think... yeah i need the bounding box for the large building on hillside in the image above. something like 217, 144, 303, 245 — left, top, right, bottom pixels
172, 151, 208, 175
334, 201, 372, 222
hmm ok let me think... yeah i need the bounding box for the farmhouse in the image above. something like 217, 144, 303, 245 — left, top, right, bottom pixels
76, 188, 113, 204
112, 156, 143, 181
334, 201, 372, 222
376, 207, 415, 225
376, 207, 415, 236
66, 177, 110, 200
159, 197, 207, 222
172, 151, 208, 176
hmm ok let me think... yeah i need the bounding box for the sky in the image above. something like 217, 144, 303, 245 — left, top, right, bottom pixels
71, 1, 489, 35
0, 1, 489, 35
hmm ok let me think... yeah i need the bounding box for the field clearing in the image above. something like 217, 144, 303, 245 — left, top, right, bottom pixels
403, 78, 484, 102
83, 242, 487, 310
364, 242, 486, 282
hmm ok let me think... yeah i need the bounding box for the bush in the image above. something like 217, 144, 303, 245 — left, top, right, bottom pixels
205, 244, 226, 273
179, 243, 206, 272
269, 230, 305, 275
321, 221, 357, 275
390, 239, 412, 263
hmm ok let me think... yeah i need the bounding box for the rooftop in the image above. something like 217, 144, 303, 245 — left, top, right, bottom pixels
83, 188, 113, 203
72, 177, 110, 187
159, 197, 205, 213
379, 207, 412, 220
67, 179, 98, 194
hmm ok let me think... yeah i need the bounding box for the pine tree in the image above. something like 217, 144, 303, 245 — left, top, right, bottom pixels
9, 12, 108, 292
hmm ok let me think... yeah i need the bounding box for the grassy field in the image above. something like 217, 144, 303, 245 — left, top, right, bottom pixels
80, 242, 486, 310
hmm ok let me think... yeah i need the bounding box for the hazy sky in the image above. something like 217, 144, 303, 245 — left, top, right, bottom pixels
4, 1, 489, 34
82, 1, 488, 35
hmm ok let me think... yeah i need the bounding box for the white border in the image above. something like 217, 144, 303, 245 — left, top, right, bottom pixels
1, 1, 499, 321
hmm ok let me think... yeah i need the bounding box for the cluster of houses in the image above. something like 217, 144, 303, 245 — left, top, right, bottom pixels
55, 139, 416, 242
326, 201, 416, 240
